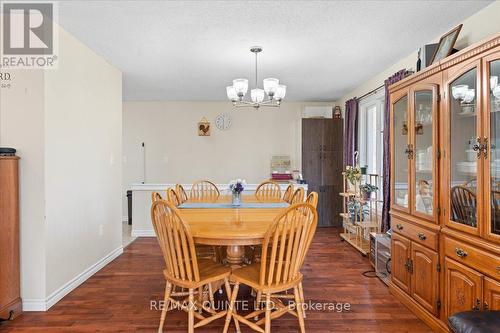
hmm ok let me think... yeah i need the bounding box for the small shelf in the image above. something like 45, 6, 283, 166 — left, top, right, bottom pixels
355, 220, 380, 228
340, 233, 370, 255
340, 170, 380, 256
340, 212, 350, 219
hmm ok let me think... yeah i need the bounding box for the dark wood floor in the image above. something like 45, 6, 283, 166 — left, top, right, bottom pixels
1, 228, 431, 332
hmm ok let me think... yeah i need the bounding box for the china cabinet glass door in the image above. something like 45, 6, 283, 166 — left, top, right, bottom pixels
447, 66, 482, 234
484, 55, 500, 241
392, 94, 410, 211
412, 87, 437, 219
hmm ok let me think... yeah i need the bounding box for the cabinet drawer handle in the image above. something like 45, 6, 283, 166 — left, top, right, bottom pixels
417, 232, 427, 241
473, 298, 481, 311
396, 223, 403, 230
455, 248, 468, 258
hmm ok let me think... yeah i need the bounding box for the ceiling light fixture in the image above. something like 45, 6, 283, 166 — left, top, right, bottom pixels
226, 46, 286, 109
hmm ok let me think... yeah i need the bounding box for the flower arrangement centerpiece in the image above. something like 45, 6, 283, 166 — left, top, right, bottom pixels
229, 179, 246, 206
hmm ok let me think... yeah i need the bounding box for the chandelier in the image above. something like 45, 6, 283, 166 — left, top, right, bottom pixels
226, 46, 286, 109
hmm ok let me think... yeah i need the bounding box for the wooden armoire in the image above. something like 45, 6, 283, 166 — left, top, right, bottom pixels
0, 156, 22, 322
302, 118, 343, 227
389, 33, 500, 332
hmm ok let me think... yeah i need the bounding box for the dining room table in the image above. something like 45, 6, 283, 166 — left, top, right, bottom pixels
177, 194, 290, 265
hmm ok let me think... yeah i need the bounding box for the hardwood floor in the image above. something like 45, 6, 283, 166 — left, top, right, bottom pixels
0, 228, 431, 332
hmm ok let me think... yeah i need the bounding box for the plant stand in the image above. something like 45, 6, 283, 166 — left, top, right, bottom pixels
339, 170, 380, 256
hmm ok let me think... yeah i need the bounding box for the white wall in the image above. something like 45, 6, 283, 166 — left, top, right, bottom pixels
339, 0, 500, 106
0, 70, 47, 301
0, 23, 122, 309
44, 27, 123, 297
122, 101, 333, 216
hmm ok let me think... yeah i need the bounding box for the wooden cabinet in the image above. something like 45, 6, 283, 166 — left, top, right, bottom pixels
392, 233, 412, 293
302, 118, 343, 227
483, 277, 500, 311
392, 230, 439, 315
0, 157, 22, 321
444, 258, 482, 317
390, 74, 441, 222
411, 242, 439, 315
389, 33, 500, 331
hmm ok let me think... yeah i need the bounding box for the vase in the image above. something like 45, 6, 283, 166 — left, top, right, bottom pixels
232, 192, 242, 206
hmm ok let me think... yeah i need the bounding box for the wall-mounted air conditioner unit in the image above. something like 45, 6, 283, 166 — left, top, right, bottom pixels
302, 106, 333, 119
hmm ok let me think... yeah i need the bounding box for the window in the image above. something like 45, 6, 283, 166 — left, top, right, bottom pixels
357, 89, 385, 195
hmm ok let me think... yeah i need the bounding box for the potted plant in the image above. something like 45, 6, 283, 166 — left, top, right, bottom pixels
360, 184, 378, 201
229, 179, 245, 206
347, 200, 369, 223
345, 166, 361, 192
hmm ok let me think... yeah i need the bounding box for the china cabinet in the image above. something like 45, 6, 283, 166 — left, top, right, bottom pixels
0, 156, 22, 322
388, 33, 500, 332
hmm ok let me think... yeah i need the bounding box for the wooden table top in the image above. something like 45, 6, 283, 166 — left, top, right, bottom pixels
179, 194, 286, 246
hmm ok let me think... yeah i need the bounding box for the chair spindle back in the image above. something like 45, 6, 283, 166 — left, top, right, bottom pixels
290, 187, 305, 204
305, 191, 318, 208
190, 180, 220, 201
151, 200, 201, 283
255, 181, 282, 200
166, 188, 181, 207
260, 203, 317, 287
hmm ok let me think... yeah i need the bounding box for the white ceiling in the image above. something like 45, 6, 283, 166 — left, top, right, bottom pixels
56, 0, 492, 101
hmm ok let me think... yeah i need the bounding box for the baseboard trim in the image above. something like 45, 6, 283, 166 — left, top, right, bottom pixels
389, 283, 449, 333
131, 229, 156, 237
22, 246, 123, 312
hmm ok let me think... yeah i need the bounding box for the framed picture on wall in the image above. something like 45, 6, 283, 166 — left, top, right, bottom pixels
198, 117, 211, 136
429, 24, 462, 65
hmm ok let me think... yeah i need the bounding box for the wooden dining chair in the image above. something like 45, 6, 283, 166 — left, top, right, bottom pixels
166, 188, 181, 207
170, 187, 217, 261
255, 181, 282, 200
305, 191, 318, 208
152, 191, 163, 202
290, 187, 305, 204
151, 200, 234, 333
176, 184, 189, 203
282, 184, 293, 203
224, 203, 318, 333
451, 185, 477, 227
190, 180, 220, 201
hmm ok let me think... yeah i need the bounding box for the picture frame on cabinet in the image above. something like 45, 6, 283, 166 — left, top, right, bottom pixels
430, 24, 463, 65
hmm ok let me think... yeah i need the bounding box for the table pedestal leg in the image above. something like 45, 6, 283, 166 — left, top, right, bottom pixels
226, 245, 245, 266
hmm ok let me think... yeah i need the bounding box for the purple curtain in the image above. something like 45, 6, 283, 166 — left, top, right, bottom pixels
381, 69, 410, 232
343, 98, 359, 168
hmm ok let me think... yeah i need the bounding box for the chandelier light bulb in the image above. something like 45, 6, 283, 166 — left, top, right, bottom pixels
226, 86, 238, 101
233, 79, 248, 96
275, 84, 287, 100
263, 78, 279, 96
251, 89, 265, 103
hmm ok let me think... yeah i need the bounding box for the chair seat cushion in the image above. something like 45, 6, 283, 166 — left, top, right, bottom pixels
448, 311, 500, 333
